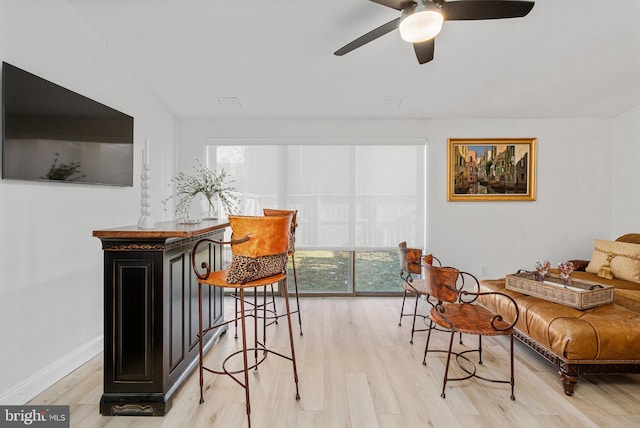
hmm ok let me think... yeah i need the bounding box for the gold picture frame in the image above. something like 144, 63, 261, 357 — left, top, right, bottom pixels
447, 138, 537, 201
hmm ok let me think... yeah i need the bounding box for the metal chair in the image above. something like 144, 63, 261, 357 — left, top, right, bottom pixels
231, 209, 303, 340
397, 242, 441, 344
263, 208, 303, 335
421, 263, 519, 400
191, 214, 300, 427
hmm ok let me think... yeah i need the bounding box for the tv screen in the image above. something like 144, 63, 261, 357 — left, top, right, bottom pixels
2, 62, 134, 186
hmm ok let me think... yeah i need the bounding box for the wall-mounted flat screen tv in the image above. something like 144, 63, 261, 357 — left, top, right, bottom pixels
2, 62, 134, 186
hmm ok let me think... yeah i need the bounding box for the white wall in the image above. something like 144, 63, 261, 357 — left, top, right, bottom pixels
178, 117, 614, 279
0, 1, 176, 403
426, 118, 614, 278
612, 104, 640, 237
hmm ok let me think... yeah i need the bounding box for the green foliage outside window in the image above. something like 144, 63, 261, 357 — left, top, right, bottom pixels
288, 250, 400, 293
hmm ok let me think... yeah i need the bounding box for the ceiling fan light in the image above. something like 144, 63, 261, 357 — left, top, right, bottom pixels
399, 5, 444, 43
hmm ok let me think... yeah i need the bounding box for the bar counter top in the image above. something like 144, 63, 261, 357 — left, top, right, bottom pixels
93, 219, 229, 240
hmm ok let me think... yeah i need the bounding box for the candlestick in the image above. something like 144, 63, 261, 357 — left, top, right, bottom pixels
137, 142, 155, 229
144, 138, 150, 165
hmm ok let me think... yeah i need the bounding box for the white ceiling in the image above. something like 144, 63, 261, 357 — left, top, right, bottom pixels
68, 0, 640, 120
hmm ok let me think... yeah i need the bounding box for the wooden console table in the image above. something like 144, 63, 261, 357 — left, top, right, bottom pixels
93, 220, 228, 416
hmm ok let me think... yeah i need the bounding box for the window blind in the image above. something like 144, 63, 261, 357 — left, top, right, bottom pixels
208, 141, 426, 250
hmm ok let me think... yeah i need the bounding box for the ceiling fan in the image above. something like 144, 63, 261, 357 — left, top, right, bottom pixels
334, 0, 535, 64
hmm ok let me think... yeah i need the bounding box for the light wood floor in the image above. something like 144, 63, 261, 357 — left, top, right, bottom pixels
30, 296, 640, 427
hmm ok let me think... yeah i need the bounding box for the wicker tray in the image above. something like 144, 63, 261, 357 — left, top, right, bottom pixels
505, 271, 614, 310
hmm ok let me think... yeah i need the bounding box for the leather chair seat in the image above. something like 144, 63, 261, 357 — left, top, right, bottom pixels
430, 303, 512, 336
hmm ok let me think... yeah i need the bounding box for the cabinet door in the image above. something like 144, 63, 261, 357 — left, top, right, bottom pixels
164, 231, 226, 384
208, 239, 224, 329
189, 242, 209, 350
168, 251, 186, 372
188, 233, 224, 351
113, 258, 155, 383
104, 249, 163, 394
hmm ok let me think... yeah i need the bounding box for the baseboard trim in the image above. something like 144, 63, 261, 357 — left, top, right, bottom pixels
0, 335, 103, 405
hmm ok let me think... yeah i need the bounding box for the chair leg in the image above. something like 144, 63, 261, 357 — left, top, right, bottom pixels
239, 289, 252, 427
478, 335, 483, 365
510, 334, 515, 401
409, 294, 420, 344
270, 284, 278, 324
234, 294, 239, 339
283, 278, 301, 400
422, 319, 435, 365
262, 286, 268, 352
291, 254, 303, 336
398, 290, 408, 326
263, 287, 269, 355
441, 330, 456, 399
198, 282, 204, 404
253, 287, 259, 368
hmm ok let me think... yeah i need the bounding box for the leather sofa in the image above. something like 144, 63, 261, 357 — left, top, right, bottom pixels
478, 233, 640, 396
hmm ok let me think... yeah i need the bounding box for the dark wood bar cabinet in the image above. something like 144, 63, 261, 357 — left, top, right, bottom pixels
93, 220, 228, 416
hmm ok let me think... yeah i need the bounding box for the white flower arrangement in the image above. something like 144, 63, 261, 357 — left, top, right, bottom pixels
163, 160, 238, 221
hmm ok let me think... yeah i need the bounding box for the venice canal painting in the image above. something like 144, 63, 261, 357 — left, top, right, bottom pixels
447, 138, 537, 201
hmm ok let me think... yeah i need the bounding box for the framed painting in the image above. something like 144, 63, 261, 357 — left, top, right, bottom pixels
447, 138, 537, 201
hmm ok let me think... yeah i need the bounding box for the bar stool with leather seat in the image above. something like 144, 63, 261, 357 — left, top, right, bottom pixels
191, 214, 300, 427
397, 242, 441, 344
262, 208, 303, 335
421, 263, 519, 400
230, 208, 303, 340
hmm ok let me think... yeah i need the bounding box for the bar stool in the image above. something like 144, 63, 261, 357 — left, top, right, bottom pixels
231, 209, 303, 339
263, 208, 303, 336
191, 214, 300, 427
398, 242, 442, 344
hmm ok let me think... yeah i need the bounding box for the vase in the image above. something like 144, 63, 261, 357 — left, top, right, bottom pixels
176, 197, 202, 224
535, 260, 550, 283
557, 261, 575, 288
202, 194, 218, 220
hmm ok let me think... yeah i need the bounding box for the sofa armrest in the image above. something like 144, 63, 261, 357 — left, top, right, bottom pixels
568, 259, 589, 272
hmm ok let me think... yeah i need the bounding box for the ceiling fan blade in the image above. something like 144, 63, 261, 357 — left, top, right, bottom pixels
442, 0, 534, 21
414, 39, 435, 64
369, 0, 415, 11
334, 18, 400, 56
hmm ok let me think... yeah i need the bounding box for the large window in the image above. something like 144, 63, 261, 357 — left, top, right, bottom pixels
208, 139, 426, 295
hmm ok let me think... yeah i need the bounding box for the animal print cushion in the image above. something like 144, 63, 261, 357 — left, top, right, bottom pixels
226, 253, 288, 284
